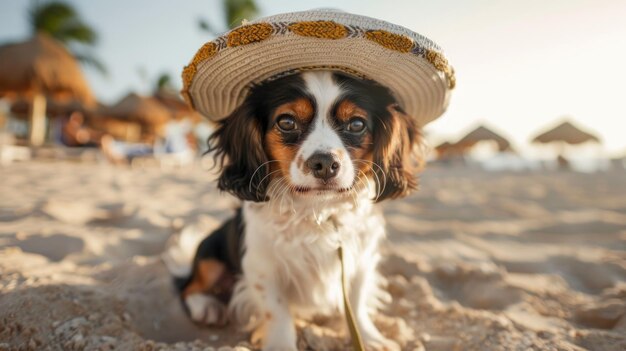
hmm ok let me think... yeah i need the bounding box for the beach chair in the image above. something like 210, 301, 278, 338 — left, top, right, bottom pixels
0, 132, 31, 165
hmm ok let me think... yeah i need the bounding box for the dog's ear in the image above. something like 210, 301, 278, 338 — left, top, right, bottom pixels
372, 104, 422, 202
207, 102, 269, 202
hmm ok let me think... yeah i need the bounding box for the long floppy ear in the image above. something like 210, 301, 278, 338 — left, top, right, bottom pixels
372, 104, 423, 202
207, 102, 269, 202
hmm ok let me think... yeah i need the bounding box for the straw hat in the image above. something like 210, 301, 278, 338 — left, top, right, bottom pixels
182, 9, 455, 127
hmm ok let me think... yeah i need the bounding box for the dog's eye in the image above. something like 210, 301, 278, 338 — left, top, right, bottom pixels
276, 115, 297, 132
346, 117, 366, 133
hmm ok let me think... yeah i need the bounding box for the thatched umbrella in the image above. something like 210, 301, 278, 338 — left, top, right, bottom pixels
435, 141, 453, 153
153, 89, 202, 123
434, 141, 457, 159
0, 34, 94, 145
100, 93, 173, 138
532, 120, 601, 169
456, 125, 512, 152
532, 121, 600, 145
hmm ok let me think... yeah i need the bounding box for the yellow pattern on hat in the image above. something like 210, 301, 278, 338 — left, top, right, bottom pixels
194, 42, 218, 63
365, 30, 413, 53
426, 49, 455, 89
289, 21, 348, 39
227, 23, 274, 47
181, 64, 196, 97
181, 42, 219, 105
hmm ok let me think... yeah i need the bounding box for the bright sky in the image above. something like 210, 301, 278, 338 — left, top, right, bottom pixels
1, 0, 625, 156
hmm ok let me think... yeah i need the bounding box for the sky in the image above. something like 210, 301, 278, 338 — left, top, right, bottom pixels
1, 0, 626, 156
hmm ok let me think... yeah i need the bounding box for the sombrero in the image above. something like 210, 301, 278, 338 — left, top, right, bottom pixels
181, 9, 455, 127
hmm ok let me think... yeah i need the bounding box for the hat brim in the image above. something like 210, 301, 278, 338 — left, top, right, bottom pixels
182, 10, 455, 127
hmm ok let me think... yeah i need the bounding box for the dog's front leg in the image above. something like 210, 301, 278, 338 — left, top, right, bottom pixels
246, 265, 297, 350
349, 259, 399, 351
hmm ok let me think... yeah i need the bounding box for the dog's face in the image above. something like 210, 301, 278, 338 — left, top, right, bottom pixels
209, 71, 421, 203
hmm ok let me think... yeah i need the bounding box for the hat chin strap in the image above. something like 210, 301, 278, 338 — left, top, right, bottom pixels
328, 213, 365, 351
338, 246, 365, 350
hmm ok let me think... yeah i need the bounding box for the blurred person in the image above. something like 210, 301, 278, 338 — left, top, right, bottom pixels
156, 118, 196, 155
100, 134, 154, 164
192, 121, 214, 154
60, 111, 102, 147
557, 154, 570, 170
101, 118, 197, 165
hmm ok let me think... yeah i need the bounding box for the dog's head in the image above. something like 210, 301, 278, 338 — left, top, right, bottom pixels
208, 71, 422, 203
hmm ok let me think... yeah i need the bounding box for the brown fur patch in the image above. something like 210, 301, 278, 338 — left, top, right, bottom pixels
264, 131, 297, 184
254, 283, 264, 291
273, 98, 314, 124
371, 104, 422, 201
264, 98, 314, 186
350, 134, 374, 176
335, 100, 368, 123
265, 312, 272, 320
182, 259, 225, 298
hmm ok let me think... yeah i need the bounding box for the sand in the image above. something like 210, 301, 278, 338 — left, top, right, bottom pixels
1, 160, 625, 351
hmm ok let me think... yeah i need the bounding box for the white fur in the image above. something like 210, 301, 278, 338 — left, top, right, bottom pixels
185, 293, 227, 325
231, 181, 395, 350
163, 223, 211, 277
289, 72, 356, 190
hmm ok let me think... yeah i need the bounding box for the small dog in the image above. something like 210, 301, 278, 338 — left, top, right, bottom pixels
174, 71, 421, 350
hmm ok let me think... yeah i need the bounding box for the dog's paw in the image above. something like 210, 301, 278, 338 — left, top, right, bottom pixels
261, 333, 298, 351
262, 347, 298, 351
363, 335, 400, 351
184, 293, 228, 326
260, 326, 298, 351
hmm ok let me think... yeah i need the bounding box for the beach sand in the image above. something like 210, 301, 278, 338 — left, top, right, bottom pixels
1, 161, 625, 350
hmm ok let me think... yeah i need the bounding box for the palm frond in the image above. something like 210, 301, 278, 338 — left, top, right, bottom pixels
28, 1, 104, 75
198, 18, 216, 34
29, 1, 77, 39
156, 73, 173, 92
72, 52, 107, 76
55, 21, 97, 45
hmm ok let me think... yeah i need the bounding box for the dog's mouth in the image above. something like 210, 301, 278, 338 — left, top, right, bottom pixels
293, 186, 352, 194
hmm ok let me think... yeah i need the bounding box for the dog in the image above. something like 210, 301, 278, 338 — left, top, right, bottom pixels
172, 70, 421, 350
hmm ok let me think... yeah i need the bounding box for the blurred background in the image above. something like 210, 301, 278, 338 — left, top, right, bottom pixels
0, 1, 625, 350
1, 0, 625, 169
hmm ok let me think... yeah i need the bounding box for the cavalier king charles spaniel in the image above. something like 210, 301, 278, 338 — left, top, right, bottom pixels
174, 71, 421, 350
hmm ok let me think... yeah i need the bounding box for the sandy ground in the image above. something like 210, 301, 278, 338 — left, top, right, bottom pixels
1, 160, 625, 351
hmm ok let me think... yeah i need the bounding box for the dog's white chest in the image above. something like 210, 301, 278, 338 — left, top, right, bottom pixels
240, 199, 386, 316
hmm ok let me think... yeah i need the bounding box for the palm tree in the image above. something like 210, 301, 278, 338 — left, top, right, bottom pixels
28, 0, 106, 74
198, 0, 259, 33
155, 72, 174, 93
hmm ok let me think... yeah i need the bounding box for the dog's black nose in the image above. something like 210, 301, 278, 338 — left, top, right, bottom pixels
306, 153, 340, 181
